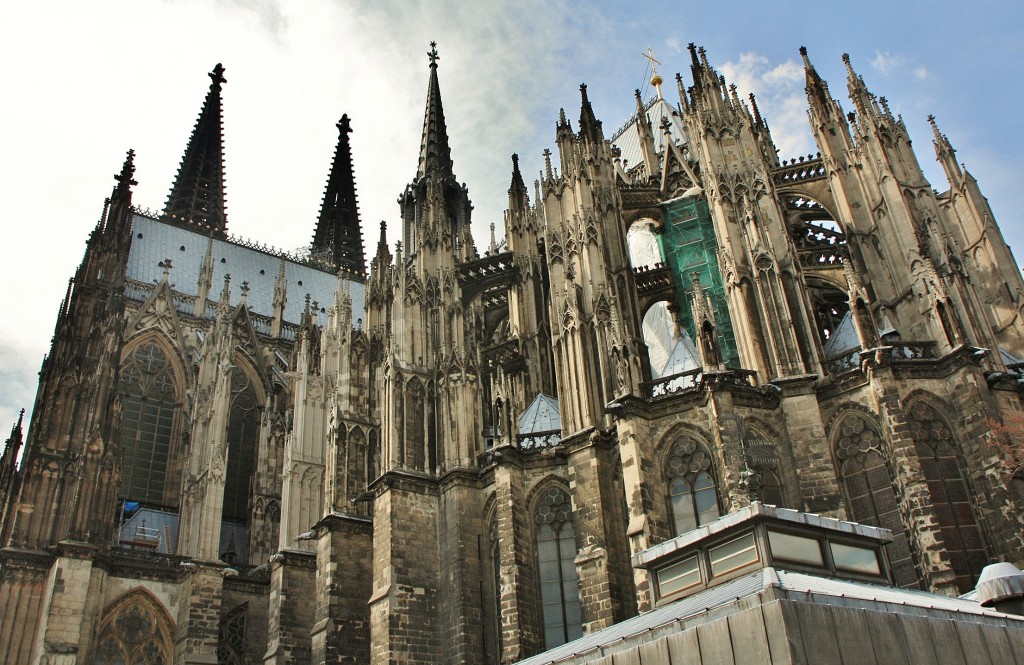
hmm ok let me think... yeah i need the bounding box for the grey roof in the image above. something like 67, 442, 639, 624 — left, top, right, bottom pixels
519, 394, 561, 434
822, 310, 859, 358
126, 213, 366, 327
516, 566, 1023, 665
610, 97, 688, 173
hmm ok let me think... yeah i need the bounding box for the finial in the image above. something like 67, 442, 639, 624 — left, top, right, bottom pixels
159, 258, 173, 279
800, 46, 812, 69
558, 107, 568, 127
337, 114, 352, 135
688, 43, 699, 68
209, 63, 227, 87
749, 93, 763, 126
240, 281, 250, 300
579, 83, 589, 103
543, 148, 553, 179
428, 41, 439, 67
841, 53, 856, 78
642, 47, 664, 99
115, 149, 138, 189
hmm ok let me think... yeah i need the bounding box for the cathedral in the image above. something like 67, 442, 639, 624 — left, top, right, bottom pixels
2, 40, 1024, 664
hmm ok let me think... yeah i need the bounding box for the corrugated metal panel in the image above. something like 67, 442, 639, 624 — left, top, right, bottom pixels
125, 214, 365, 326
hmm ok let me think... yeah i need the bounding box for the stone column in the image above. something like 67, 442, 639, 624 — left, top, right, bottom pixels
369, 473, 439, 665
311, 513, 372, 664
29, 544, 99, 664
263, 549, 316, 664
437, 471, 485, 664
174, 563, 224, 665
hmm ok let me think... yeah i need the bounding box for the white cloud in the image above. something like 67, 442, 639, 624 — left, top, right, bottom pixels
915, 66, 929, 80
870, 50, 908, 76
719, 51, 815, 158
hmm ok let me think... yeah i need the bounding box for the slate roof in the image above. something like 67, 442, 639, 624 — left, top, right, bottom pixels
610, 97, 688, 173
519, 394, 561, 434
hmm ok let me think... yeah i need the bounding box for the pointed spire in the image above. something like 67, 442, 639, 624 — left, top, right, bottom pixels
800, 46, 831, 112
929, 114, 963, 183
104, 149, 138, 244
578, 83, 603, 143
508, 153, 529, 210
0, 409, 24, 482
416, 42, 455, 180
164, 64, 228, 236
373, 220, 391, 267
312, 114, 366, 275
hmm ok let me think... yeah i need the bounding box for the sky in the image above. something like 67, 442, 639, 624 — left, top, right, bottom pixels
1, 0, 1022, 438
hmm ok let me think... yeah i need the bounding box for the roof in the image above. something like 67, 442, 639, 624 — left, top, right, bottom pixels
519, 394, 561, 434
822, 310, 858, 358
126, 213, 366, 327
610, 97, 687, 173
516, 567, 1024, 665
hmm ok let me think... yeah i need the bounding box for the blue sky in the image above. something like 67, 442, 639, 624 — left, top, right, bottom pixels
1, 0, 1021, 435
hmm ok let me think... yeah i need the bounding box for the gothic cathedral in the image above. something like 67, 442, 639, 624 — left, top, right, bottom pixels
2, 42, 1024, 664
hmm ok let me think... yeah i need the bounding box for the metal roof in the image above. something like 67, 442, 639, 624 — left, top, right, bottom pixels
610, 97, 688, 174
519, 394, 561, 434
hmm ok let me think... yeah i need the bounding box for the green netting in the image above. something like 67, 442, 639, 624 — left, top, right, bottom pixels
658, 197, 740, 368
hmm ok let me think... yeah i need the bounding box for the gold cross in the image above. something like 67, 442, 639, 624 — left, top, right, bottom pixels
642, 47, 662, 77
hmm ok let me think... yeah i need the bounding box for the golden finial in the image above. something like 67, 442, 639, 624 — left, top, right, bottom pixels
642, 47, 663, 100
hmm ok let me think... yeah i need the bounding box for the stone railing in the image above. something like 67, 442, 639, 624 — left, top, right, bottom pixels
642, 367, 704, 398
518, 430, 561, 451
772, 154, 826, 186
825, 346, 862, 374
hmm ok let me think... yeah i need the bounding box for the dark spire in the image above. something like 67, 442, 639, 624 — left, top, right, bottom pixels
508, 153, 529, 210
800, 46, 831, 111
578, 83, 603, 143
104, 149, 137, 245
163, 63, 228, 236
0, 410, 24, 478
312, 114, 366, 275
373, 220, 391, 266
416, 42, 455, 179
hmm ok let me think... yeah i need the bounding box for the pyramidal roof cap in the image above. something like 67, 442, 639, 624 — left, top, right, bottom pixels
163, 63, 229, 236
416, 42, 455, 180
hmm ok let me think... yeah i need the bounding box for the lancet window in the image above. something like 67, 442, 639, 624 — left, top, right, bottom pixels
223, 366, 260, 523
91, 591, 174, 665
834, 413, 918, 587
906, 401, 987, 593
666, 440, 720, 535
118, 342, 179, 506
535, 485, 582, 649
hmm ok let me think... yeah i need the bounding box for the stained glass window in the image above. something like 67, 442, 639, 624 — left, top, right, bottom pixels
835, 413, 918, 587
666, 440, 720, 535
907, 402, 987, 593
223, 367, 260, 523
119, 343, 178, 505
535, 486, 582, 648
91, 591, 174, 665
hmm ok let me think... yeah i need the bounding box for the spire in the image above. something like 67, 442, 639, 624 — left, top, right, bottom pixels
373, 220, 391, 266
508, 153, 529, 210
634, 88, 659, 178
578, 83, 603, 143
416, 42, 455, 180
104, 149, 137, 245
800, 46, 831, 112
1, 410, 24, 469
312, 114, 366, 275
163, 64, 228, 236
929, 114, 963, 183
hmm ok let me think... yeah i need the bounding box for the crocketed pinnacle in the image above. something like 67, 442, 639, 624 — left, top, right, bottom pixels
508, 153, 529, 210
312, 114, 366, 275
578, 83, 603, 143
800, 46, 831, 111
416, 42, 455, 180
163, 64, 229, 236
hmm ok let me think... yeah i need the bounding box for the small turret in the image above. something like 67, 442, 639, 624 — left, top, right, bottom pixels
929, 114, 963, 184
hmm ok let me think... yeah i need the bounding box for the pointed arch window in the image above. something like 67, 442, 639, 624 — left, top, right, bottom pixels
91, 591, 174, 665
834, 414, 918, 587
907, 402, 987, 593
535, 486, 582, 648
223, 366, 260, 524
217, 603, 247, 665
666, 440, 720, 535
119, 343, 179, 506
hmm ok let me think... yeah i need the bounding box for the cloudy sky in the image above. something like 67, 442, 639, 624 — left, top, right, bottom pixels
1, 0, 1022, 436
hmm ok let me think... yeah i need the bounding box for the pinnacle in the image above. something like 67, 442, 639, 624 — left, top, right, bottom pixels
416, 42, 455, 180
312, 113, 365, 274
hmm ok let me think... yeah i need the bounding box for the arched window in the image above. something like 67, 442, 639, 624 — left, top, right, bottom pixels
119, 343, 179, 506
907, 401, 987, 593
535, 486, 582, 648
91, 590, 174, 665
217, 603, 247, 665
666, 440, 720, 535
223, 366, 260, 524
834, 414, 918, 587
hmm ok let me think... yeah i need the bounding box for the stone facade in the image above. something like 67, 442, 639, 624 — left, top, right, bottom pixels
2, 41, 1024, 664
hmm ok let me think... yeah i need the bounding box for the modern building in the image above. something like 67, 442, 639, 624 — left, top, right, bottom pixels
2, 41, 1023, 664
